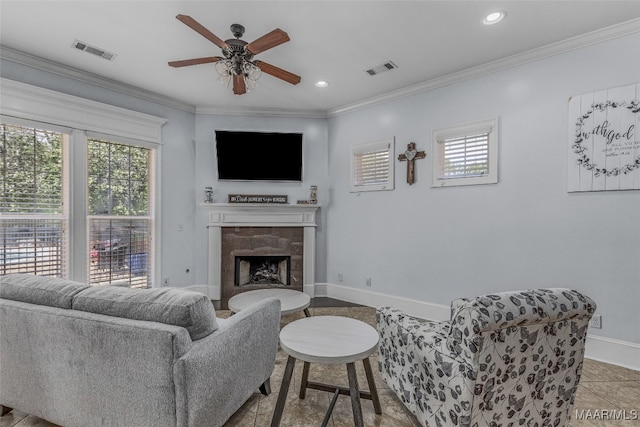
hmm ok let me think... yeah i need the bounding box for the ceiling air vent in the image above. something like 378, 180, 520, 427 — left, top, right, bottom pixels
366, 61, 398, 76
72, 40, 116, 61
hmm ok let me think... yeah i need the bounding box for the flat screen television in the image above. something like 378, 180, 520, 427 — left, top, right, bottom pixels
215, 130, 303, 181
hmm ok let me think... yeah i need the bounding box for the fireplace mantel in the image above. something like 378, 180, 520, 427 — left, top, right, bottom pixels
205, 203, 319, 227
204, 203, 320, 300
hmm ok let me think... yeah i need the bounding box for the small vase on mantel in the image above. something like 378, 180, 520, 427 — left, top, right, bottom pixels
204, 186, 214, 203
309, 185, 318, 205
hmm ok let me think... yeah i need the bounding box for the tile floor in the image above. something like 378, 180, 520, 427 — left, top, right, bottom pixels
1, 300, 639, 427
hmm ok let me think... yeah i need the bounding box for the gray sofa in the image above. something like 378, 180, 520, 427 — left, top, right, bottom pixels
0, 274, 281, 427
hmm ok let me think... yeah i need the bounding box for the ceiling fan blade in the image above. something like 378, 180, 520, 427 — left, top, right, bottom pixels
168, 56, 223, 67
176, 14, 229, 50
233, 74, 247, 95
254, 60, 301, 85
246, 28, 290, 55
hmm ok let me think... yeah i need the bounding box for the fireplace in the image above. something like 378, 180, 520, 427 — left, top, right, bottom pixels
235, 255, 291, 286
206, 203, 319, 308
219, 226, 303, 308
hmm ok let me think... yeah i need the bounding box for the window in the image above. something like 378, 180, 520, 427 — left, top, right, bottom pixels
0, 123, 68, 277
0, 123, 156, 287
2, 80, 165, 286
88, 138, 152, 287
432, 118, 498, 187
350, 138, 395, 192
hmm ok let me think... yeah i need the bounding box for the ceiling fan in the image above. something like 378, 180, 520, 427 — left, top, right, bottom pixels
168, 15, 301, 95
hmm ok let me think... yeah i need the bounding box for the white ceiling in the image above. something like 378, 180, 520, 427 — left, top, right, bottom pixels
1, 1, 639, 116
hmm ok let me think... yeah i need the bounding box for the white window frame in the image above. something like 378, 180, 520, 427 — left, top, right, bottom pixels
350, 138, 395, 192
431, 118, 499, 187
1, 78, 166, 285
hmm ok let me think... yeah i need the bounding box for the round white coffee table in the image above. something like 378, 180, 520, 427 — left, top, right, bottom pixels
270, 316, 381, 427
228, 289, 311, 317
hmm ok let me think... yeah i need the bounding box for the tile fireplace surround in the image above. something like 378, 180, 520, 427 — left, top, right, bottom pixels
206, 203, 319, 306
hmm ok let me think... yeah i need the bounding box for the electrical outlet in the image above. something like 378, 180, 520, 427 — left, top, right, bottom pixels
589, 314, 602, 329
163, 277, 170, 286
338, 272, 344, 283
178, 223, 184, 232
365, 277, 372, 287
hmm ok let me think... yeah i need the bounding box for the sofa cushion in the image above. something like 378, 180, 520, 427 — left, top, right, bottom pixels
72, 286, 218, 340
0, 274, 89, 309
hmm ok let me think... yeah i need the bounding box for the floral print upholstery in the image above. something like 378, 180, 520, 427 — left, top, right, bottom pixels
377, 289, 596, 427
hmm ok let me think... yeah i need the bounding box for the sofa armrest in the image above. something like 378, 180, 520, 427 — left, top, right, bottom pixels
173, 298, 281, 427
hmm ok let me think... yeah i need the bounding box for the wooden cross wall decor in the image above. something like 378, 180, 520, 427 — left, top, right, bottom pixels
398, 142, 426, 185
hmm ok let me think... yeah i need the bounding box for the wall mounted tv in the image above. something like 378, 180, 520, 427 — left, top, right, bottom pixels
215, 130, 303, 182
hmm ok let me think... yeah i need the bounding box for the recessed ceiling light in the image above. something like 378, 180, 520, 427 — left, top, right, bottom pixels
315, 81, 328, 88
483, 10, 506, 25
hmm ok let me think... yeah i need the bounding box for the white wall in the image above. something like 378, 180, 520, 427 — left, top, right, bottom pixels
192, 114, 329, 286
326, 32, 640, 345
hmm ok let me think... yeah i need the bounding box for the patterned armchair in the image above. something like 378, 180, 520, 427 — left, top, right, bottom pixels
377, 289, 596, 427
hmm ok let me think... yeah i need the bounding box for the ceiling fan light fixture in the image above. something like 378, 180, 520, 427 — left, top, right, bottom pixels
244, 62, 262, 80
483, 10, 506, 25
170, 15, 301, 95
244, 62, 262, 91
215, 59, 261, 90
215, 61, 232, 87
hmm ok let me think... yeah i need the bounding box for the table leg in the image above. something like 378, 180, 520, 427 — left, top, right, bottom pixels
299, 361, 311, 399
346, 362, 364, 427
321, 388, 340, 427
270, 355, 296, 427
363, 357, 382, 414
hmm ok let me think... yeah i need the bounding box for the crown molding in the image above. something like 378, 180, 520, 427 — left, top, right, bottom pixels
327, 18, 640, 117
1, 78, 167, 144
195, 105, 327, 119
0, 45, 197, 113
0, 45, 326, 119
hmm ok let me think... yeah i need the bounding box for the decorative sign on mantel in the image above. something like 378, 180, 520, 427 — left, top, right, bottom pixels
228, 194, 288, 204
568, 83, 639, 192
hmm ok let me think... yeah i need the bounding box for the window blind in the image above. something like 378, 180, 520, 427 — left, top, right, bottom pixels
354, 147, 391, 186
88, 218, 150, 288
439, 132, 489, 178
0, 218, 66, 276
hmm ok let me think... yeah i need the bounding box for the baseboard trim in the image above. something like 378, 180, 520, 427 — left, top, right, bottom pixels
317, 282, 640, 372
584, 334, 640, 371
316, 282, 450, 321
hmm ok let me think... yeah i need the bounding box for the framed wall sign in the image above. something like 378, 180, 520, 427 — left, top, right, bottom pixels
228, 194, 288, 204
568, 83, 639, 192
